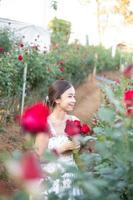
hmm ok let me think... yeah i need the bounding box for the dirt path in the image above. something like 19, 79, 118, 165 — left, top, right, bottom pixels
74, 70, 120, 121
74, 75, 101, 121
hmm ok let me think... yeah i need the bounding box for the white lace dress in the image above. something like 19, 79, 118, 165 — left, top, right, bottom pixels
40, 118, 82, 199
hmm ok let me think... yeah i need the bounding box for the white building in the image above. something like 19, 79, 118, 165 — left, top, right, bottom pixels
0, 17, 50, 51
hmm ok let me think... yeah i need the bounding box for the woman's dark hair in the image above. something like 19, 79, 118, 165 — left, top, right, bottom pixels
46, 80, 72, 108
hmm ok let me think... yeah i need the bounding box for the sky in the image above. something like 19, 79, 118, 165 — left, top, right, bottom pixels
0, 0, 133, 47
0, 0, 100, 45
0, 0, 47, 27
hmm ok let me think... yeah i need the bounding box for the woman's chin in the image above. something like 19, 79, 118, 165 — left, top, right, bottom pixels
66, 107, 74, 112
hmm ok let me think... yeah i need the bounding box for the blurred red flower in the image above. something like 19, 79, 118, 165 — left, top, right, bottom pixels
18, 54, 23, 61
19, 43, 24, 48
124, 90, 133, 117
124, 90, 133, 101
91, 118, 98, 126
20, 102, 49, 134
81, 124, 91, 134
59, 67, 65, 72
21, 152, 43, 180
58, 60, 64, 65
115, 79, 120, 84
123, 64, 133, 79
124, 90, 133, 107
126, 108, 133, 117
0, 47, 4, 53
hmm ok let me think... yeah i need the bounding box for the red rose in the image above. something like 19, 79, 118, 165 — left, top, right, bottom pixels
81, 124, 91, 134
0, 47, 4, 53
92, 118, 98, 126
59, 67, 65, 72
126, 108, 133, 117
115, 79, 120, 84
124, 90, 133, 101
20, 102, 49, 134
65, 120, 81, 137
73, 120, 81, 128
18, 54, 23, 61
19, 43, 24, 48
123, 64, 133, 79
21, 152, 43, 180
124, 90, 133, 107
58, 60, 64, 65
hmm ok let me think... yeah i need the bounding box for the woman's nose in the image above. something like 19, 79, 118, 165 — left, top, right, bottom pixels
72, 97, 76, 103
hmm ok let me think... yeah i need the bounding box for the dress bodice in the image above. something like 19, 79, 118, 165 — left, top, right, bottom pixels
48, 118, 69, 150
46, 117, 76, 167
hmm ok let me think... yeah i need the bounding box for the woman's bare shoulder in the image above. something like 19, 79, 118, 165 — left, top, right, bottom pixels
68, 115, 80, 121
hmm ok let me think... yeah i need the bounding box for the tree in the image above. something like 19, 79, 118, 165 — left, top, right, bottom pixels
49, 17, 71, 49
114, 0, 133, 24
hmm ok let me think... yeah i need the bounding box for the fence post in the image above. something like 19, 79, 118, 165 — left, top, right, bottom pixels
21, 63, 27, 115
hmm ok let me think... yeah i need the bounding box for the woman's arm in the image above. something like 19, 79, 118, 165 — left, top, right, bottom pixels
56, 140, 79, 154
34, 133, 49, 157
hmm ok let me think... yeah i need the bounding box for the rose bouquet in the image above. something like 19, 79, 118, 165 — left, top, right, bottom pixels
65, 119, 91, 170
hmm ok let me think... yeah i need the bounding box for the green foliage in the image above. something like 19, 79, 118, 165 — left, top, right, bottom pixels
0, 28, 14, 53
49, 17, 71, 47
92, 76, 133, 200
85, 45, 121, 72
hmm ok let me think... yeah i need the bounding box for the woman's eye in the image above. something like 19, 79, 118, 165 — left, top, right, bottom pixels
68, 95, 75, 98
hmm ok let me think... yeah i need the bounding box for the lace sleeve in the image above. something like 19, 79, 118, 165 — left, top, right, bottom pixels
47, 119, 56, 137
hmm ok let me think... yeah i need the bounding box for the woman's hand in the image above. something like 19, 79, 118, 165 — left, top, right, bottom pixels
56, 140, 80, 154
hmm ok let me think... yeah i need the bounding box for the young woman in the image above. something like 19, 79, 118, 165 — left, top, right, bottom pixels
35, 80, 79, 156
34, 80, 82, 198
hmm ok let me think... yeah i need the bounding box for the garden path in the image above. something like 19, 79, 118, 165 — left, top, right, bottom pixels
74, 70, 120, 121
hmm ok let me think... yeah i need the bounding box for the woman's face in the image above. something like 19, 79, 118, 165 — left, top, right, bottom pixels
55, 86, 76, 112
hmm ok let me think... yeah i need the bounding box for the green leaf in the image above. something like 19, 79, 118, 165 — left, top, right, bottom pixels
98, 107, 115, 123
93, 127, 104, 135
103, 85, 124, 112
13, 191, 29, 200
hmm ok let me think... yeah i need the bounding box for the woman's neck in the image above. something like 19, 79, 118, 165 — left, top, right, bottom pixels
50, 107, 67, 121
